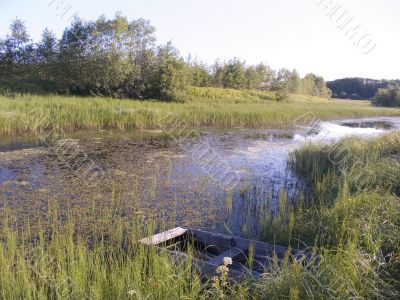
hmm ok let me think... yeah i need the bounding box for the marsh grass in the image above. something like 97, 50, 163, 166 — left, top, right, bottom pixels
289, 132, 400, 201
0, 203, 254, 299
227, 132, 400, 298
0, 183, 254, 299
1, 87, 399, 136
1, 171, 399, 298
257, 132, 400, 298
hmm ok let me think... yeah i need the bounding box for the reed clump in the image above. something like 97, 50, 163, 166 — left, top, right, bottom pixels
254, 133, 400, 299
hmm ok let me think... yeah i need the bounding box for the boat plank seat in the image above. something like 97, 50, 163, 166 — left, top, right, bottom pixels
207, 248, 243, 266
140, 227, 187, 246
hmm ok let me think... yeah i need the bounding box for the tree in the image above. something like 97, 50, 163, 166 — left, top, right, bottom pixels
0, 38, 7, 77
245, 66, 262, 90
56, 14, 158, 97
59, 17, 94, 94
211, 60, 224, 87
36, 28, 58, 80
221, 58, 246, 89
299, 73, 331, 98
188, 59, 212, 87
254, 63, 274, 91
84, 14, 132, 96
7, 18, 31, 63
152, 42, 190, 101
271, 68, 301, 94
37, 28, 58, 64
314, 75, 331, 98
272, 68, 288, 91
372, 86, 400, 107
121, 16, 157, 97
0, 18, 34, 78
287, 69, 301, 94
192, 64, 211, 87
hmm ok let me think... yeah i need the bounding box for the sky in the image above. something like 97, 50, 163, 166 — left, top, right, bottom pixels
0, 0, 399, 81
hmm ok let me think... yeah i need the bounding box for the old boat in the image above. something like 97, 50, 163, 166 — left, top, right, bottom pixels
140, 227, 307, 280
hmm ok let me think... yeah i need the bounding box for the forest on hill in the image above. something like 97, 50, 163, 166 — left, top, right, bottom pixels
0, 14, 331, 100
328, 78, 400, 100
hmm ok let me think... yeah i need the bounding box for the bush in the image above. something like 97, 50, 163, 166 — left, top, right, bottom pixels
372, 86, 400, 107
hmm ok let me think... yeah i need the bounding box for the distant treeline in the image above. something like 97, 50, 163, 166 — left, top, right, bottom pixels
327, 78, 400, 100
0, 14, 331, 100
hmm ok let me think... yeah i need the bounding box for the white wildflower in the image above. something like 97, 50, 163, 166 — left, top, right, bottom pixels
223, 257, 232, 266
216, 265, 228, 274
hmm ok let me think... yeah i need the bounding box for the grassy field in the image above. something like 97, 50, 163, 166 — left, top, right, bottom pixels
1, 133, 399, 299
0, 87, 399, 135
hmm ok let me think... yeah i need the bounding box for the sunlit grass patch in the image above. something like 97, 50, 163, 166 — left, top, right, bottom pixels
0, 87, 399, 136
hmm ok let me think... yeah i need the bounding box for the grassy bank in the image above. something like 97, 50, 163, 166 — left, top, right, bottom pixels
1, 87, 399, 136
273, 132, 400, 298
233, 132, 400, 298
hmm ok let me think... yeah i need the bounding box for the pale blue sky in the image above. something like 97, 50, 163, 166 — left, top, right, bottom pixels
1, 0, 399, 80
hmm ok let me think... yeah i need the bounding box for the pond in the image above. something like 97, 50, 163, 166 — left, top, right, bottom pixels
1, 116, 400, 238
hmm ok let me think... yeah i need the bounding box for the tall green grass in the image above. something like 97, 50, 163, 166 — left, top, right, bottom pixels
0, 87, 399, 136
289, 132, 400, 202
4, 190, 396, 299
0, 201, 255, 299
0, 215, 201, 299
223, 132, 400, 298
255, 132, 400, 298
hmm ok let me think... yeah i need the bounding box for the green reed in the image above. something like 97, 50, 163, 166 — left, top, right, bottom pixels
1, 87, 399, 136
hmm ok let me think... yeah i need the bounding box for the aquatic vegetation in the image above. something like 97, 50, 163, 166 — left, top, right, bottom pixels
289, 132, 400, 201
0, 88, 399, 136
0, 209, 204, 299
220, 132, 400, 298
255, 132, 400, 298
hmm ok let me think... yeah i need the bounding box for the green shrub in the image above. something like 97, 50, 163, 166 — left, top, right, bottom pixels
373, 86, 400, 107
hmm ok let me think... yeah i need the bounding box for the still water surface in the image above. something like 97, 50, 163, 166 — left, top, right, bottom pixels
1, 116, 399, 237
